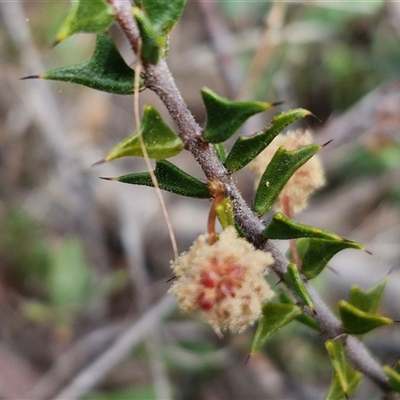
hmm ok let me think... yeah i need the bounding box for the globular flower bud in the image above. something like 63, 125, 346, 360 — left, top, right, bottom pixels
168, 226, 274, 336
249, 129, 325, 215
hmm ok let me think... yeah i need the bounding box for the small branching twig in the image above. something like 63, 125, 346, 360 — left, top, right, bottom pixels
108, 0, 391, 392
53, 295, 176, 400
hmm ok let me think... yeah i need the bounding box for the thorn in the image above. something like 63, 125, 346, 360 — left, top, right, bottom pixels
332, 333, 348, 342
91, 159, 106, 168
52, 39, 61, 48
309, 112, 322, 123
20, 75, 39, 80
327, 265, 340, 277
244, 353, 252, 365
322, 139, 334, 147
386, 266, 394, 277
99, 177, 115, 181
166, 275, 176, 283
271, 101, 284, 107
364, 249, 373, 255
273, 278, 283, 288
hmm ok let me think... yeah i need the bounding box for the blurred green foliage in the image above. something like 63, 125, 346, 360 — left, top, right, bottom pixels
340, 145, 400, 178
0, 209, 51, 286
84, 386, 156, 400
221, 1, 400, 126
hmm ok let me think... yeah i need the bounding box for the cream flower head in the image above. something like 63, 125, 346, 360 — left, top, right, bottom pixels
168, 226, 274, 336
249, 129, 325, 215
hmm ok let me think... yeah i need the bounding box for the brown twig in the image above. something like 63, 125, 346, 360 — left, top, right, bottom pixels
53, 295, 177, 400
108, 0, 393, 394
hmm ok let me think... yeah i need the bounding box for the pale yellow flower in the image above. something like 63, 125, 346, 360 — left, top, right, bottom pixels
249, 129, 325, 215
168, 226, 274, 336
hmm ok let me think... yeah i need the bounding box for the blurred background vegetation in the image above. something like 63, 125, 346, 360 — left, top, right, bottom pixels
1, 1, 400, 399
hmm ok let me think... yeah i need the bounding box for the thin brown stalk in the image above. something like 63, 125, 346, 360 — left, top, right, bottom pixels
133, 46, 178, 260
108, 0, 391, 394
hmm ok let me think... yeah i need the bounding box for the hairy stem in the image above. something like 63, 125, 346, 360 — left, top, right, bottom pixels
109, 0, 391, 393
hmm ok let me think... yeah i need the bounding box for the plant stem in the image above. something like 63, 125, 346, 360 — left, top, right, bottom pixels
109, 0, 391, 393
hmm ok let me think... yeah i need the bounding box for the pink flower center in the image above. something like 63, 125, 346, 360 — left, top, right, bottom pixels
197, 258, 244, 310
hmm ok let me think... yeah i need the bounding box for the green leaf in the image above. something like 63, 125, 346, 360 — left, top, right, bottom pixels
325, 362, 362, 399
253, 144, 320, 216
103, 160, 210, 199
298, 238, 364, 280
348, 279, 386, 314
49, 238, 92, 309
216, 199, 235, 229
264, 212, 344, 240
384, 364, 400, 394
26, 34, 140, 95
55, 0, 115, 44
135, 0, 187, 35
133, 7, 166, 64
325, 340, 362, 399
201, 88, 275, 143
284, 263, 314, 312
133, 0, 186, 63
251, 302, 301, 353
225, 108, 311, 172
21, 301, 55, 324
103, 105, 183, 162
339, 300, 393, 335
279, 291, 321, 332
324, 375, 347, 400
86, 385, 156, 400
325, 374, 362, 400
213, 143, 228, 163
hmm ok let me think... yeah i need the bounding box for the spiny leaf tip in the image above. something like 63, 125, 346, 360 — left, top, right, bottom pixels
322, 139, 334, 147
20, 75, 40, 80
91, 159, 106, 168
310, 112, 322, 123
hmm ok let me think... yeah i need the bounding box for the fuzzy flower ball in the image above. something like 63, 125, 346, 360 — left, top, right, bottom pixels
249, 129, 325, 215
168, 226, 274, 336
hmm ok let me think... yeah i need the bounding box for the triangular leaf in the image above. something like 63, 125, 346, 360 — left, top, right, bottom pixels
348, 280, 386, 314
324, 375, 348, 400
339, 300, 393, 335
251, 302, 301, 353
201, 88, 275, 143
102, 160, 210, 199
325, 373, 362, 400
135, 0, 187, 35
264, 212, 343, 240
325, 340, 362, 400
279, 291, 321, 332
55, 0, 115, 44
284, 263, 314, 312
225, 108, 311, 172
297, 238, 364, 280
213, 143, 227, 163
25, 34, 140, 95
103, 105, 183, 162
384, 364, 400, 394
133, 7, 166, 64
253, 144, 320, 216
